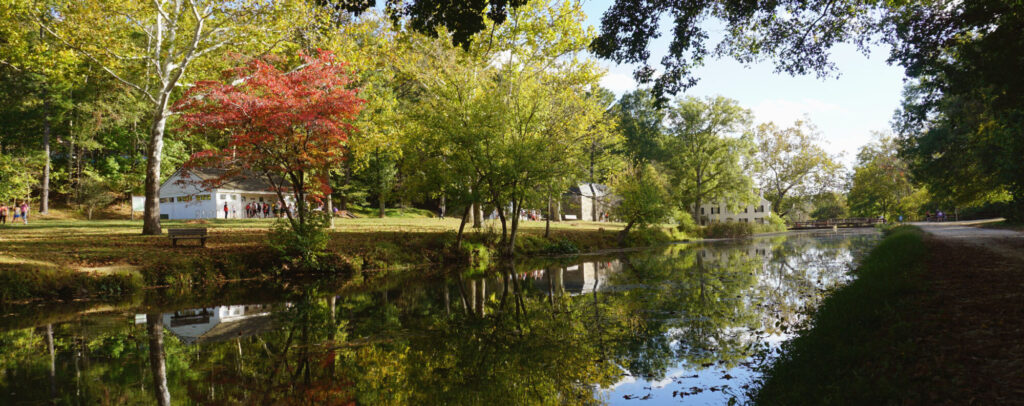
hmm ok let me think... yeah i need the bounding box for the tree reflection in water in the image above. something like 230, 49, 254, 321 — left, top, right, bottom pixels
0, 231, 878, 405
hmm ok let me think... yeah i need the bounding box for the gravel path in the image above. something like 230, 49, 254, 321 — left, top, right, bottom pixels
906, 219, 1024, 405
914, 219, 1024, 263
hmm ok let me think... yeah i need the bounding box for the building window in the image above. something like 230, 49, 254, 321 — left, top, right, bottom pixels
196, 194, 211, 201
220, 194, 227, 200
176, 196, 192, 203
231, 194, 238, 200
744, 207, 749, 213
700, 207, 705, 215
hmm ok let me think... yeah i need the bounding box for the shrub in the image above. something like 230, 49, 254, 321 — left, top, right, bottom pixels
753, 213, 788, 233
673, 210, 700, 236
268, 211, 331, 271
702, 221, 754, 238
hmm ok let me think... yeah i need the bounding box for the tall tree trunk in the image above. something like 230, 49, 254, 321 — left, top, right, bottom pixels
41, 98, 51, 214
378, 195, 385, 218
456, 205, 470, 246
326, 192, 334, 228
588, 183, 599, 222
142, 104, 168, 235
66, 127, 75, 206
545, 196, 552, 238
496, 200, 508, 247
146, 314, 171, 406
508, 197, 522, 256
439, 195, 446, 218
553, 199, 562, 222
472, 201, 482, 228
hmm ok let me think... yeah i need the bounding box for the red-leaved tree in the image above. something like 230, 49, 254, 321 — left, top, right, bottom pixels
175, 50, 364, 234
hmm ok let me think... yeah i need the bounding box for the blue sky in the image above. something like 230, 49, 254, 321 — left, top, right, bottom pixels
579, 0, 907, 167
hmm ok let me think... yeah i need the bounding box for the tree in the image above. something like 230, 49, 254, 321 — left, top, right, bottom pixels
611, 164, 671, 241
752, 121, 843, 218
175, 50, 364, 260
809, 191, 849, 220
39, 0, 299, 234
76, 171, 115, 220
613, 89, 667, 166
0, 153, 39, 204
664, 96, 755, 224
848, 134, 924, 220
894, 0, 1024, 219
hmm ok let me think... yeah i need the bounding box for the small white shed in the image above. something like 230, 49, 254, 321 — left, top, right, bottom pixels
158, 168, 294, 220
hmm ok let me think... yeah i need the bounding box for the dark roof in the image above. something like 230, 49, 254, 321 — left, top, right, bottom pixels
168, 168, 288, 192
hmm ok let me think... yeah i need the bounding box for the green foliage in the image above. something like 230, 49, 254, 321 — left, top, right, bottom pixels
611, 164, 672, 235
702, 221, 754, 239
849, 134, 926, 221
268, 212, 332, 271
752, 121, 843, 218
752, 226, 926, 404
0, 153, 38, 202
665, 95, 756, 221
810, 192, 849, 220
76, 171, 115, 220
673, 209, 699, 236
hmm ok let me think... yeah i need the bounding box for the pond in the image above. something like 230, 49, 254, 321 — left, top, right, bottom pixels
0, 230, 879, 405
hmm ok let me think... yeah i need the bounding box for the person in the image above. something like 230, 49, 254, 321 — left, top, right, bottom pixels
0, 204, 6, 224
223, 202, 229, 219
19, 202, 28, 224
12, 205, 20, 223
263, 203, 270, 218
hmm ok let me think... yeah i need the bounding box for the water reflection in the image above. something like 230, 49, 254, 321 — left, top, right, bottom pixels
0, 230, 878, 405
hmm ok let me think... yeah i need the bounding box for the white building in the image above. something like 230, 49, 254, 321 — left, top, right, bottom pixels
134, 304, 275, 345
562, 183, 616, 221
159, 168, 294, 220
696, 195, 773, 225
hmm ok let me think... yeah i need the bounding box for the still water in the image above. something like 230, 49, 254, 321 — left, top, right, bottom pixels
0, 230, 878, 405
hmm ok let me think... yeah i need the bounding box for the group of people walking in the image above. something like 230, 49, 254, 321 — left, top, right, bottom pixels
0, 202, 30, 225
240, 201, 291, 219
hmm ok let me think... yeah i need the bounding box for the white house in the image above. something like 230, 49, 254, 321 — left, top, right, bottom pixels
159, 168, 294, 220
134, 304, 275, 345
696, 195, 773, 225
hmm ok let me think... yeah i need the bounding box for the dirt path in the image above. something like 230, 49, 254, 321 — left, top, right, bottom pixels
908, 221, 1024, 404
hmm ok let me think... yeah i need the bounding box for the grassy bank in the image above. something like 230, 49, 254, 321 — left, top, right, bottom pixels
751, 226, 927, 405
0, 212, 685, 302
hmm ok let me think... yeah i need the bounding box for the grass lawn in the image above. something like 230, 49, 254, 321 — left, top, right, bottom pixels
0, 207, 642, 301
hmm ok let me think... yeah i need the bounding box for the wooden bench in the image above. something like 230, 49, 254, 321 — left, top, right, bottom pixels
168, 228, 208, 247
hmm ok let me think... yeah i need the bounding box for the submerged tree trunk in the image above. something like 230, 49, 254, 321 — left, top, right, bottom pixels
146, 314, 171, 406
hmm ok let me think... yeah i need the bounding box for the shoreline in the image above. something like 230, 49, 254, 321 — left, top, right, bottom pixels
0, 217, 689, 302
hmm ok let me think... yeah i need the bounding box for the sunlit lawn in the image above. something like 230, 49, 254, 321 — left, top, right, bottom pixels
0, 212, 625, 272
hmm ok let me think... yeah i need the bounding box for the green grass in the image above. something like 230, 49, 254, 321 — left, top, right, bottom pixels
1, 210, 666, 301
751, 226, 927, 405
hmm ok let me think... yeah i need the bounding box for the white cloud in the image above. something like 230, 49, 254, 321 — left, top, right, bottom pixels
600, 71, 637, 95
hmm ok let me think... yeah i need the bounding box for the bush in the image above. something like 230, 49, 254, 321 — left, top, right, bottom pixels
268, 211, 332, 271
753, 214, 788, 233
673, 210, 700, 236
702, 221, 754, 238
